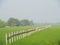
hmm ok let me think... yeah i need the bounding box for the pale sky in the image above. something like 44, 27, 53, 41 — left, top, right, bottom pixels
0, 0, 60, 23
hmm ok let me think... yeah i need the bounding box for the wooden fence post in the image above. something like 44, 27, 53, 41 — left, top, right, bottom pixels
18, 31, 20, 39
14, 32, 16, 42
22, 30, 24, 38
17, 32, 19, 40
11, 32, 14, 43
6, 33, 8, 45
9, 33, 11, 44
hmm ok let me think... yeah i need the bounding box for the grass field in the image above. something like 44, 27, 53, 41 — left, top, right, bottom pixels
9, 26, 60, 45
0, 26, 36, 45
0, 26, 60, 45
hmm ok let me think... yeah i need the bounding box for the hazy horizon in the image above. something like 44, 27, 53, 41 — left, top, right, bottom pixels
0, 0, 60, 23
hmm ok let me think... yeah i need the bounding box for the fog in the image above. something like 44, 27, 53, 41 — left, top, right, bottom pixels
0, 0, 60, 23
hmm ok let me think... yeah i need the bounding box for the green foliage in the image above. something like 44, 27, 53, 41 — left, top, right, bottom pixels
0, 18, 34, 27
0, 20, 6, 28
20, 19, 33, 26
7, 18, 34, 27
7, 18, 21, 26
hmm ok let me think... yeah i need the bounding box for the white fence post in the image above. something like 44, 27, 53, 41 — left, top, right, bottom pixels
6, 33, 8, 45
19, 31, 21, 39
9, 33, 11, 44
20, 31, 23, 39
19, 31, 22, 39
13, 32, 15, 42
14, 32, 16, 42
11, 32, 14, 43
22, 30, 24, 38
17, 32, 19, 40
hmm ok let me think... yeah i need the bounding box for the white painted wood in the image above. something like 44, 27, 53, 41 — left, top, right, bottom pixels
6, 33, 7, 45
9, 33, 11, 44
11, 32, 14, 43
22, 30, 25, 38
16, 32, 19, 40
14, 32, 16, 42
19, 31, 21, 39
5, 25, 50, 45
18, 31, 20, 39
21, 31, 23, 39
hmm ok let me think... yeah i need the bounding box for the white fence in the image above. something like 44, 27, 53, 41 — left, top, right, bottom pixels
5, 29, 37, 45
5, 26, 50, 45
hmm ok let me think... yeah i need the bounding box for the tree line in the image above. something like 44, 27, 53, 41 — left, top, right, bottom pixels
0, 18, 34, 28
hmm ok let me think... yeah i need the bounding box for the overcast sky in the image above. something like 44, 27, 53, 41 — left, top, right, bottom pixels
0, 0, 60, 23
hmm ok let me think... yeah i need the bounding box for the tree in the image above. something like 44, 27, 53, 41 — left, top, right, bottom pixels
7, 18, 20, 26
29, 20, 34, 25
0, 20, 6, 28
20, 19, 34, 26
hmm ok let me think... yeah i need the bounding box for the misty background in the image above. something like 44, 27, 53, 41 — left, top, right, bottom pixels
0, 0, 60, 23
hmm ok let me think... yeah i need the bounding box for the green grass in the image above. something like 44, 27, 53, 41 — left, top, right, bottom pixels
0, 26, 60, 45
0, 26, 36, 45
10, 26, 60, 45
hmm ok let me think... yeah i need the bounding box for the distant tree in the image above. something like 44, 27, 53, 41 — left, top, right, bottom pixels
7, 18, 20, 26
20, 19, 34, 26
0, 20, 6, 28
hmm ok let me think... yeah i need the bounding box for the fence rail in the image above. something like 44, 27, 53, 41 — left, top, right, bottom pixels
5, 29, 37, 45
5, 25, 50, 45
